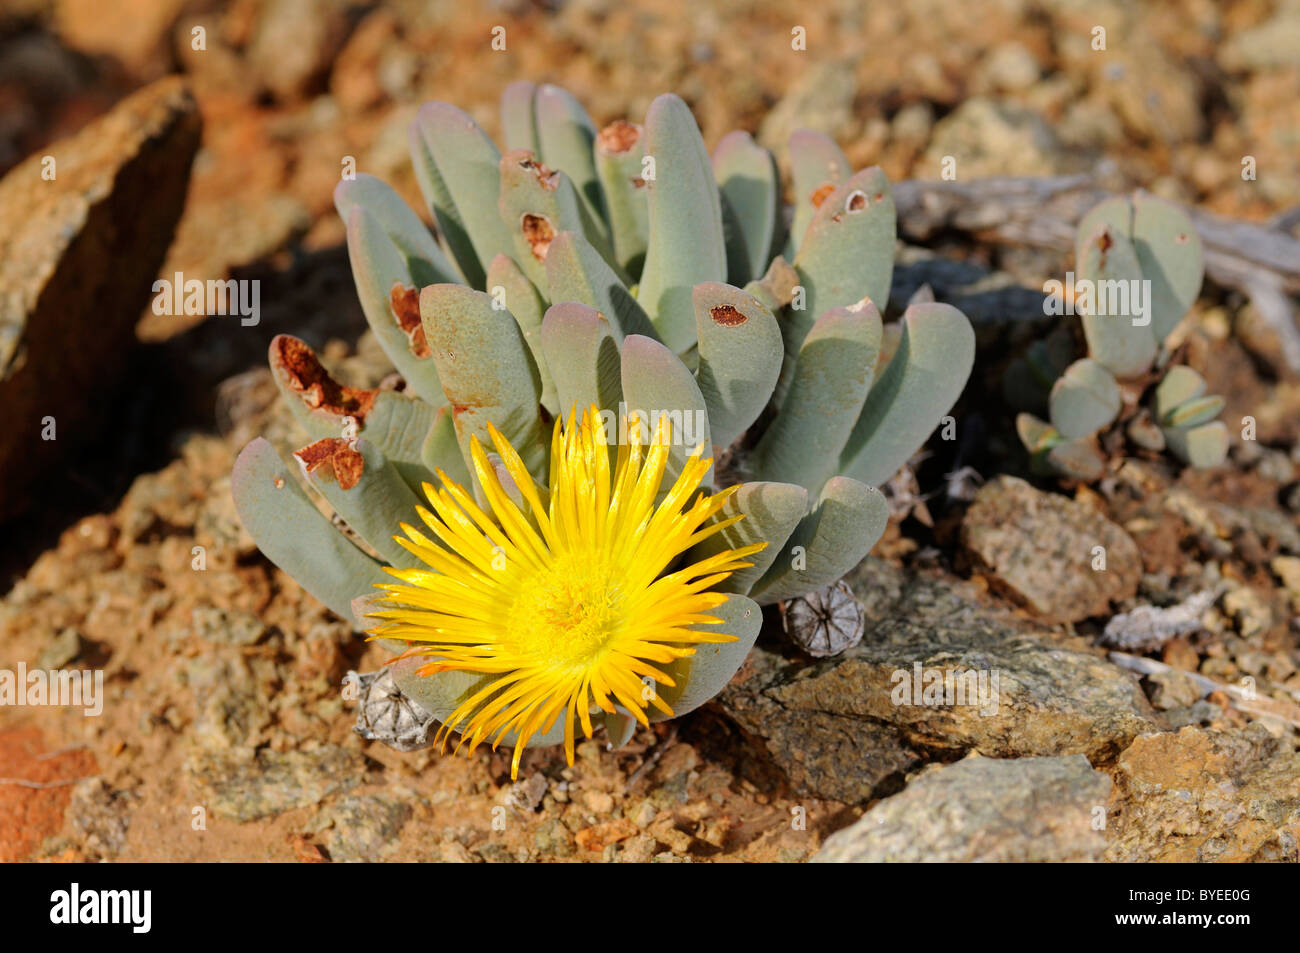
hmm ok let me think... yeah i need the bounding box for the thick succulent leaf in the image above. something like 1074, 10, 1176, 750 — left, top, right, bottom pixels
267, 334, 438, 491
1076, 222, 1158, 377
788, 167, 896, 363
1016, 412, 1061, 454
1153, 364, 1207, 421
1045, 438, 1106, 481
602, 712, 638, 748
840, 302, 975, 488
1163, 394, 1225, 429
692, 282, 783, 448
498, 150, 618, 289
500, 80, 539, 153
755, 300, 882, 492
421, 284, 547, 479
712, 130, 780, 286
747, 477, 888, 605
389, 657, 572, 749
1131, 192, 1203, 343
783, 128, 850, 258
340, 205, 447, 406
534, 84, 607, 244
296, 438, 423, 568
1164, 420, 1229, 468
651, 593, 763, 721
1049, 358, 1121, 439
421, 406, 473, 488
619, 334, 713, 488
334, 174, 461, 285
540, 302, 624, 419
544, 230, 658, 340
742, 256, 800, 314
487, 253, 556, 414
595, 120, 650, 276
636, 93, 727, 355
1077, 193, 1203, 346
232, 438, 389, 623
409, 102, 516, 289
686, 481, 808, 595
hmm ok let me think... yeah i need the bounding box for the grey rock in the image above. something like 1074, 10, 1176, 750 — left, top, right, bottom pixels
962, 476, 1143, 623
718, 559, 1160, 803
185, 745, 363, 821
814, 754, 1111, 862
310, 794, 412, 862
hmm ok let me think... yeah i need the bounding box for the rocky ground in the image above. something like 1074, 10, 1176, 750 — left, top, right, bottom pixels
1, 0, 1299, 862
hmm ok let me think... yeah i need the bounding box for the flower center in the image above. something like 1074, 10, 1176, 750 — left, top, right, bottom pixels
507, 554, 625, 667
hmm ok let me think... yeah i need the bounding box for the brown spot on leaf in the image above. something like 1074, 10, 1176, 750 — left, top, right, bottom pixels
810, 182, 836, 208
389, 284, 431, 358
1176, 233, 1189, 244
271, 336, 377, 422
710, 304, 748, 327
517, 153, 559, 190
630, 177, 647, 189
521, 213, 556, 262
846, 190, 868, 212
295, 438, 365, 491
597, 119, 641, 154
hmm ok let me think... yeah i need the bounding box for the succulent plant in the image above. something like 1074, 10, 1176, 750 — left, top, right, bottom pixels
232, 83, 975, 774
1008, 191, 1227, 479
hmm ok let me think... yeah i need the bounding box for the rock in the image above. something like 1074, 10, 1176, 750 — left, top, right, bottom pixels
718, 560, 1160, 803
977, 42, 1041, 93
0, 77, 199, 521
1108, 725, 1300, 862
185, 745, 363, 821
757, 60, 857, 153
962, 476, 1142, 623
54, 0, 184, 79
814, 755, 1111, 862
918, 98, 1081, 179
191, 605, 268, 646
1219, 11, 1300, 72
310, 794, 412, 862
35, 626, 85, 669
247, 0, 353, 101
67, 779, 132, 860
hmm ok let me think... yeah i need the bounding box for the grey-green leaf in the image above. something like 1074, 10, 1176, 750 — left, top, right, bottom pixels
839, 302, 975, 488
408, 101, 515, 289
540, 302, 624, 420
652, 593, 763, 721
747, 476, 889, 606
713, 130, 779, 286
421, 283, 547, 480
636, 93, 726, 355
686, 481, 808, 595
232, 438, 389, 623
692, 281, 783, 448
1049, 358, 1121, 439
755, 299, 882, 492
619, 334, 713, 488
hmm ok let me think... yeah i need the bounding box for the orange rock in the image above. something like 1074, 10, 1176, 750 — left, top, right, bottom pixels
574, 818, 638, 852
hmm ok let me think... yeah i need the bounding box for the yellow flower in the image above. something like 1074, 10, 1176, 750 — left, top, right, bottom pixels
368, 406, 764, 778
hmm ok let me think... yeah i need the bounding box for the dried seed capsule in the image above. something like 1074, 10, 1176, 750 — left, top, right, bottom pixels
781, 581, 866, 658
351, 668, 436, 752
